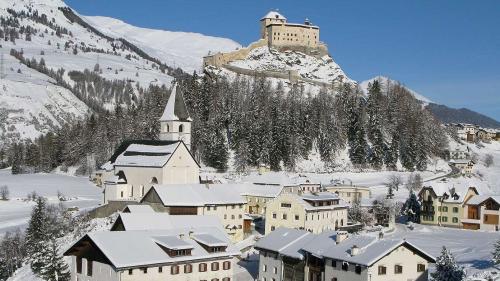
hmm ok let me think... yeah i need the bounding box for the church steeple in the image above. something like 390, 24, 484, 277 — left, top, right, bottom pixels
159, 83, 192, 149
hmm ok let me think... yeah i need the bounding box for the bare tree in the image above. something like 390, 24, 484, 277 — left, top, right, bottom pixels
484, 154, 494, 168
405, 173, 423, 193
386, 174, 402, 192
0, 185, 9, 200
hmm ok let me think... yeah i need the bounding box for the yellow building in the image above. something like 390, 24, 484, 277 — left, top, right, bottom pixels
260, 11, 320, 49
264, 192, 348, 234
324, 185, 371, 204
418, 184, 478, 228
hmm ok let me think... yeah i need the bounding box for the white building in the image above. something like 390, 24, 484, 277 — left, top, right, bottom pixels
255, 228, 435, 281
64, 227, 239, 281
449, 159, 475, 175
102, 83, 200, 204
140, 184, 250, 242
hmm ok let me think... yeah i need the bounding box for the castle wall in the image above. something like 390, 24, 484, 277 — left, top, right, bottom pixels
203, 39, 268, 68
266, 24, 319, 48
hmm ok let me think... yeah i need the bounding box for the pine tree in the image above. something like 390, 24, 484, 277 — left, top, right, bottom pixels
366, 81, 385, 170
402, 191, 421, 223
39, 238, 70, 281
493, 239, 500, 265
25, 197, 50, 275
431, 247, 466, 281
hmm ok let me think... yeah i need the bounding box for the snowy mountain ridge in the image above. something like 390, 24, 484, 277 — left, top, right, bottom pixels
359, 76, 433, 104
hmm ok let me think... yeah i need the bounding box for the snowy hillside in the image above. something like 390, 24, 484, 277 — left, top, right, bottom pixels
360, 76, 432, 104
84, 16, 242, 74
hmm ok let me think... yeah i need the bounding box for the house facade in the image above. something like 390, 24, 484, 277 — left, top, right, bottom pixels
324, 185, 371, 205
255, 228, 435, 281
449, 159, 474, 175
264, 192, 348, 234
462, 196, 500, 231
141, 184, 249, 242
419, 184, 478, 227
64, 227, 239, 281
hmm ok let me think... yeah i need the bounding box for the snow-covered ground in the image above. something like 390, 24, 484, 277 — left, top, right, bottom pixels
0, 170, 101, 235
360, 76, 433, 105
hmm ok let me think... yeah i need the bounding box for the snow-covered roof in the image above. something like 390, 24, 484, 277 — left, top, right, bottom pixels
159, 83, 192, 122
449, 159, 473, 165
296, 192, 348, 211
420, 183, 477, 204
261, 11, 287, 21
233, 183, 284, 198
122, 205, 154, 213
65, 227, 239, 269
142, 184, 246, 206
466, 195, 500, 206
112, 213, 223, 231
192, 233, 228, 247
254, 228, 314, 260
100, 161, 114, 171
114, 142, 180, 167
242, 172, 318, 186
256, 228, 435, 266
301, 192, 339, 201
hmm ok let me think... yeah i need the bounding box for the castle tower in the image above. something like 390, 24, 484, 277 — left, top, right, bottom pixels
260, 10, 286, 39
159, 83, 192, 149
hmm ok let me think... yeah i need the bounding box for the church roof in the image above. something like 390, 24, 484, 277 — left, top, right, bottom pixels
160, 83, 191, 122
261, 11, 286, 21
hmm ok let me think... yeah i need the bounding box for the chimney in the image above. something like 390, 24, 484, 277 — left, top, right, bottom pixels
351, 245, 360, 256
188, 231, 194, 238
336, 231, 348, 244
179, 233, 185, 239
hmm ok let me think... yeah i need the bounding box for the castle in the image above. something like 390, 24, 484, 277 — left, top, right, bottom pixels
203, 10, 328, 68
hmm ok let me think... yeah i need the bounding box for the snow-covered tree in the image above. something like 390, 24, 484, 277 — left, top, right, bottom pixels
25, 197, 51, 274
493, 239, 500, 265
431, 246, 466, 281
348, 200, 375, 226
0, 185, 8, 200
38, 238, 70, 281
402, 191, 421, 223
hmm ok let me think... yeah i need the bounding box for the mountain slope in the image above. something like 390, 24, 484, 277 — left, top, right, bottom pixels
426, 103, 500, 128
360, 76, 432, 104
84, 16, 241, 74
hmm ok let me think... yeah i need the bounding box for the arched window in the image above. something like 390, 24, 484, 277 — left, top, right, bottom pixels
166, 124, 169, 132
179, 124, 184, 133
150, 177, 158, 184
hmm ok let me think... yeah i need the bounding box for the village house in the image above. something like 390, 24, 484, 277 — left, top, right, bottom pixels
255, 228, 435, 281
448, 147, 469, 160
264, 192, 348, 234
448, 159, 475, 175
64, 226, 239, 281
323, 185, 371, 205
233, 184, 284, 215
140, 184, 250, 242
418, 183, 479, 228
462, 195, 500, 231
101, 84, 200, 204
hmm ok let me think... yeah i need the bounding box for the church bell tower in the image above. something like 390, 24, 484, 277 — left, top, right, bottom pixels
159, 83, 192, 150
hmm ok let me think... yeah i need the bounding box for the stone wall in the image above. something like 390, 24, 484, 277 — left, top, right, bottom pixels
203, 39, 268, 68
87, 200, 139, 219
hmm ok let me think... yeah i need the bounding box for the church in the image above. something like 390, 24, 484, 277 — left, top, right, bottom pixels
101, 84, 200, 204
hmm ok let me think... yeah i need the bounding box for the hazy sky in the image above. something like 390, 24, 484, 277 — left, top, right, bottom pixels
66, 0, 500, 120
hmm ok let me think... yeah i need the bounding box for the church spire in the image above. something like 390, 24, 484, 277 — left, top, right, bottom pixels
159, 83, 192, 149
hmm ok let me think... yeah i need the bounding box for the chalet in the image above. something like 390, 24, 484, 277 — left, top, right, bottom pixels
463, 195, 500, 231
140, 184, 249, 242
418, 184, 478, 227
64, 227, 239, 281
449, 159, 475, 175
255, 228, 435, 281
264, 192, 348, 234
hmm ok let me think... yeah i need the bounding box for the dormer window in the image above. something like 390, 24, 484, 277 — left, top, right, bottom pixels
192, 234, 228, 253
153, 236, 194, 257
179, 124, 184, 133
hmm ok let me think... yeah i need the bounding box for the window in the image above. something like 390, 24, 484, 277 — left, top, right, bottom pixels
120, 191, 124, 198
378, 266, 387, 275
207, 206, 211, 211
281, 203, 292, 208
231, 215, 235, 219
184, 264, 192, 273
211, 279, 219, 281
179, 124, 184, 132
223, 261, 231, 270
442, 206, 448, 212
171, 265, 179, 275
442, 216, 448, 223
76, 257, 82, 274
263, 264, 267, 272
273, 267, 277, 274
417, 264, 426, 272
271, 226, 275, 231
282, 214, 287, 220
222, 278, 230, 281
158, 266, 162, 273
341, 262, 348, 271
87, 260, 93, 276
166, 124, 169, 132
232, 205, 235, 209
272, 213, 277, 219
199, 263, 207, 272
355, 265, 362, 274
211, 262, 219, 271
331, 260, 336, 267
128, 269, 133, 275
331, 278, 337, 281
224, 214, 227, 219
142, 268, 147, 274
394, 265, 403, 274
452, 217, 459, 223
295, 215, 300, 220
453, 207, 459, 213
